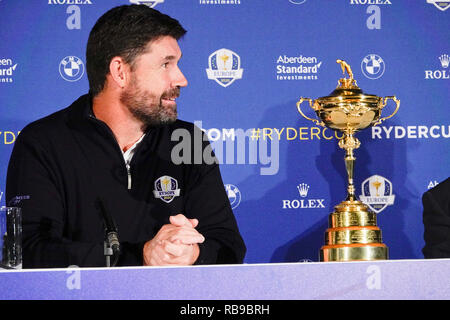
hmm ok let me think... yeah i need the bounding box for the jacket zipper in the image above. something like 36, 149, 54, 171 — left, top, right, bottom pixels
126, 162, 132, 190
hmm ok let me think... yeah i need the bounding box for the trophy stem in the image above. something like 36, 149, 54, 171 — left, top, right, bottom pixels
338, 132, 360, 202
345, 157, 355, 201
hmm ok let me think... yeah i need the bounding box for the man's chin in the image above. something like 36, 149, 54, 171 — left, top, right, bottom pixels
143, 112, 177, 128
158, 103, 178, 124
125, 99, 178, 128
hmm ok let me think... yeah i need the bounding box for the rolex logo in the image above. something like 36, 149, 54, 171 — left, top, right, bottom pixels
425, 54, 450, 80
282, 183, 325, 209
297, 183, 310, 197
439, 54, 449, 68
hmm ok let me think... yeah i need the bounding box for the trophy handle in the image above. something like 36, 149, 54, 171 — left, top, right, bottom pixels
296, 97, 325, 127
373, 96, 400, 126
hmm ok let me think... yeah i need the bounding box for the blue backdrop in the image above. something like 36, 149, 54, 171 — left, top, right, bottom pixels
0, 0, 449, 263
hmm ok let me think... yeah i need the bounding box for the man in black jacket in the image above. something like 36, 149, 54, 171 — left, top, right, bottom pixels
6, 5, 246, 268
423, 177, 450, 258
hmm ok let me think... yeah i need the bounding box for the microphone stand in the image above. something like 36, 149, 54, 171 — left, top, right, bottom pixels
104, 239, 113, 267
97, 198, 120, 267
104, 230, 120, 267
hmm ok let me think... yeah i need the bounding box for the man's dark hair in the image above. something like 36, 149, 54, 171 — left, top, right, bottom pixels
86, 5, 186, 96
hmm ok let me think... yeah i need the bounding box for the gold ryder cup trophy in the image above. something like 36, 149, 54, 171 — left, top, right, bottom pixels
296, 59, 400, 262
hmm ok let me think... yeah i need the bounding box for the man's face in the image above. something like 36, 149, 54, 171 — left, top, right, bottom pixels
120, 36, 188, 127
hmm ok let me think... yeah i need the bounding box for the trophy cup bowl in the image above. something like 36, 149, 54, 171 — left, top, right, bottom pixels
296, 59, 400, 262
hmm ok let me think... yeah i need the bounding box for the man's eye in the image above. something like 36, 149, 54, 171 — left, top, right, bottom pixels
162, 62, 169, 68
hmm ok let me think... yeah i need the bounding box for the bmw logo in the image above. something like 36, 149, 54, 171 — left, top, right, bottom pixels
225, 184, 241, 210
59, 56, 85, 82
361, 54, 385, 80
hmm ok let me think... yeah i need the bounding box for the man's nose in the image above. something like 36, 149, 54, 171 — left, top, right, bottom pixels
172, 66, 188, 88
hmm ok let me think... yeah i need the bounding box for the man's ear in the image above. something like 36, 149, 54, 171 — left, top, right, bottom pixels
109, 56, 130, 89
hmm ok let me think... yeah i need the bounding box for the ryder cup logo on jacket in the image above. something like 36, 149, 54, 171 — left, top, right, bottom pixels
359, 175, 395, 213
59, 56, 84, 82
206, 49, 243, 87
153, 176, 180, 203
427, 0, 450, 11
129, 0, 164, 7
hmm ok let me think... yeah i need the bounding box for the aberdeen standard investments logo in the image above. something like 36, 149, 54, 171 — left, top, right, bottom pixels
276, 55, 322, 81
199, 0, 241, 4
59, 56, 84, 82
206, 49, 243, 87
0, 58, 17, 83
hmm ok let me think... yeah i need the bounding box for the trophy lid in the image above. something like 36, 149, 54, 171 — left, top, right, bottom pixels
312, 59, 384, 132
318, 59, 377, 100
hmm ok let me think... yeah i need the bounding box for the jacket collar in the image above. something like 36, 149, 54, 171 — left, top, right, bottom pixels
66, 93, 94, 126
65, 93, 169, 153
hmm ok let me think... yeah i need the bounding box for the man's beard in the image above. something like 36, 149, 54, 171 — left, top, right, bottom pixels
120, 80, 180, 129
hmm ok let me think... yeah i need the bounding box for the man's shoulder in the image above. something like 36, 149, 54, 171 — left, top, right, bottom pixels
423, 177, 450, 204
17, 110, 69, 147
18, 95, 88, 142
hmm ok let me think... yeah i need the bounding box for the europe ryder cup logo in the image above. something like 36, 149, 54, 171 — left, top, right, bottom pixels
153, 176, 180, 203
129, 0, 164, 8
359, 175, 395, 213
426, 0, 450, 11
206, 49, 244, 88
361, 54, 385, 80
59, 56, 84, 82
225, 184, 241, 210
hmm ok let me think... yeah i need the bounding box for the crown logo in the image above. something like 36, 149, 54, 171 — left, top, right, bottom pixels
439, 54, 449, 68
297, 183, 310, 198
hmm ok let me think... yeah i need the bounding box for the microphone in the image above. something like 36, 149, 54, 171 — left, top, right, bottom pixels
96, 197, 120, 266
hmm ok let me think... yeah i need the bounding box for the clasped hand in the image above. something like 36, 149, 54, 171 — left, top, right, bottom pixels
143, 214, 205, 266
